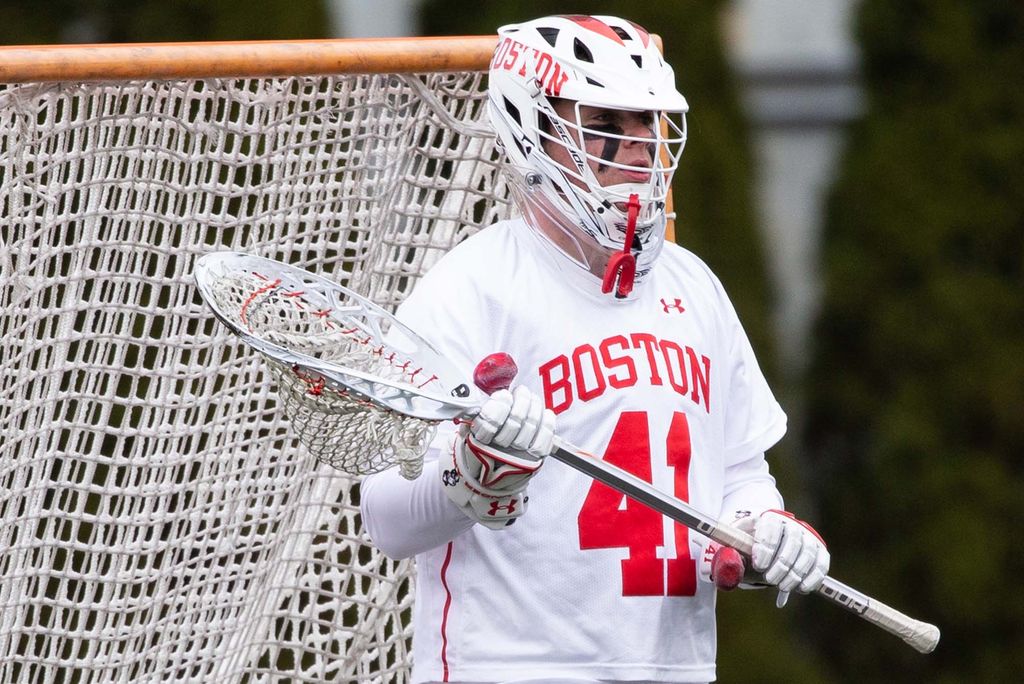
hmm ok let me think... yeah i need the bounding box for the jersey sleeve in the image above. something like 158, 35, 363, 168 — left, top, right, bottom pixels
699, 266, 787, 514
390, 247, 493, 380
715, 284, 787, 466
718, 450, 784, 519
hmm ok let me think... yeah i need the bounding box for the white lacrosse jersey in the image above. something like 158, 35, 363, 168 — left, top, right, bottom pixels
386, 218, 786, 683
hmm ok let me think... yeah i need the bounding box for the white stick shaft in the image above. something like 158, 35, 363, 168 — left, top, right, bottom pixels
550, 436, 940, 654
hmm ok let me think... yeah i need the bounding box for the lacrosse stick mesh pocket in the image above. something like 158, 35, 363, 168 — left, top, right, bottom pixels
210, 270, 437, 479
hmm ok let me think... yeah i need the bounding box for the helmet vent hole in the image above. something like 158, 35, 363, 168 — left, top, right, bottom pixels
537, 27, 559, 47
585, 77, 605, 88
612, 26, 631, 40
631, 55, 643, 68
502, 97, 522, 126
573, 38, 594, 63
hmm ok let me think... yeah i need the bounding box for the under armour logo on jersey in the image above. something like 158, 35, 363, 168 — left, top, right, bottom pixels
660, 297, 686, 313
441, 468, 460, 487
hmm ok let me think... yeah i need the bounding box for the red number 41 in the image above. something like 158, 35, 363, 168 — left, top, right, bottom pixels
577, 411, 696, 597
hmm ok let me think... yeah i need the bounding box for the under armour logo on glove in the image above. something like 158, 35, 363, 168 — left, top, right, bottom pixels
660, 297, 685, 313
442, 380, 551, 530
487, 499, 518, 516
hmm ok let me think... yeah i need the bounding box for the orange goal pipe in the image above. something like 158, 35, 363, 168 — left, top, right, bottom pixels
0, 36, 501, 83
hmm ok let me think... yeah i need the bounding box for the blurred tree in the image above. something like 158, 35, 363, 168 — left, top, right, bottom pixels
0, 0, 330, 44
420, 2, 830, 682
805, 0, 1024, 681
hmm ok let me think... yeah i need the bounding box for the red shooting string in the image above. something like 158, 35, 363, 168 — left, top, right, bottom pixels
242, 274, 443, 393
239, 278, 282, 328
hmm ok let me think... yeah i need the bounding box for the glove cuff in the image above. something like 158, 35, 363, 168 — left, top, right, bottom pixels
440, 431, 542, 529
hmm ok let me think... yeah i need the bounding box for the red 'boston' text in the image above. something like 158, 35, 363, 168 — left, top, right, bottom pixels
538, 332, 711, 415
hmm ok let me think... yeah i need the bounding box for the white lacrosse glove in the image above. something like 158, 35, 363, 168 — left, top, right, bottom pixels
440, 386, 555, 530
752, 509, 830, 607
699, 510, 829, 608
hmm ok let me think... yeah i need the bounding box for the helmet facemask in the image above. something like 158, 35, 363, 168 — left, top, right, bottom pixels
486, 14, 689, 298
503, 98, 686, 297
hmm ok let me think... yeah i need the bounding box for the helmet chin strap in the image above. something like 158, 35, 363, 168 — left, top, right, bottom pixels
600, 193, 640, 299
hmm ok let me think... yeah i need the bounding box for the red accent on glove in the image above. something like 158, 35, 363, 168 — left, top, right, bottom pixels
765, 509, 827, 546
711, 546, 745, 591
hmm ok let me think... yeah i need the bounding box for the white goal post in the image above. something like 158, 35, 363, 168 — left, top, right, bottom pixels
0, 36, 513, 684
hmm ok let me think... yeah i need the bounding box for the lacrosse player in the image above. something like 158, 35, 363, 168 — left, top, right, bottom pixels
361, 14, 829, 683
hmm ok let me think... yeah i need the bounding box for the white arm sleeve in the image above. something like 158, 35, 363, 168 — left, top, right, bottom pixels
360, 281, 482, 560
719, 450, 784, 520
360, 448, 475, 560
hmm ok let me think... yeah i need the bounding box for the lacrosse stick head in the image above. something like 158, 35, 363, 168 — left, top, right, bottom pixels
194, 252, 485, 479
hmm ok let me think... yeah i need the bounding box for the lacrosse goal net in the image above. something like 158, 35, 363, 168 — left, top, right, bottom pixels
0, 37, 511, 683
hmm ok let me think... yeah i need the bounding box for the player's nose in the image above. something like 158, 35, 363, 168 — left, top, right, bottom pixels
622, 114, 656, 142
621, 131, 655, 169
619, 117, 656, 166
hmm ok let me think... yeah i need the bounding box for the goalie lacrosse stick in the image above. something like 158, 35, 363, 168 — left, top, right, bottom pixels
194, 251, 940, 654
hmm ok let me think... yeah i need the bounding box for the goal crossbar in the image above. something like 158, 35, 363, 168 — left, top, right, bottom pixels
0, 36, 500, 83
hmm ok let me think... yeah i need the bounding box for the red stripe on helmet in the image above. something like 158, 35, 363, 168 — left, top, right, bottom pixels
561, 15, 625, 46
626, 20, 652, 48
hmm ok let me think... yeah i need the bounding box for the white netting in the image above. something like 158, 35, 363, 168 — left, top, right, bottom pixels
0, 63, 511, 683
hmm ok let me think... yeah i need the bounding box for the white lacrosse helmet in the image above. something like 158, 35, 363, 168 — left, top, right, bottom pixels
487, 14, 688, 297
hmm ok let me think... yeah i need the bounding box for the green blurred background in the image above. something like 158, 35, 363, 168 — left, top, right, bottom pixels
2, 1, 1021, 681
